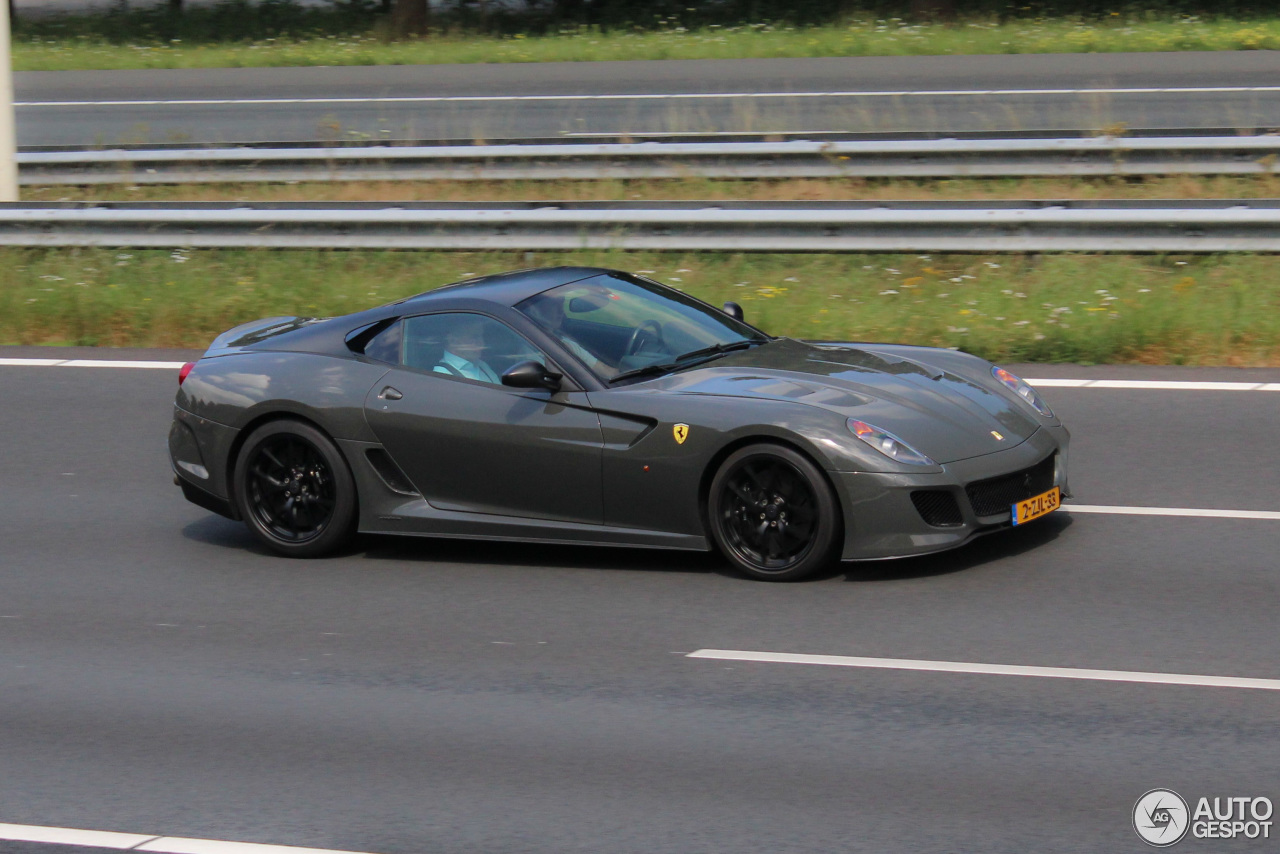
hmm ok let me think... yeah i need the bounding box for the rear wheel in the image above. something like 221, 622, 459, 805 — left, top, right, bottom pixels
233, 420, 356, 557
707, 444, 841, 581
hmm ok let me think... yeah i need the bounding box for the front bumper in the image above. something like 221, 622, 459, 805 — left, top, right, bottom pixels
831, 424, 1070, 561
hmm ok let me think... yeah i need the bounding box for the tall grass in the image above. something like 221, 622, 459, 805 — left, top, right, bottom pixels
4, 247, 1277, 366
13, 9, 1280, 71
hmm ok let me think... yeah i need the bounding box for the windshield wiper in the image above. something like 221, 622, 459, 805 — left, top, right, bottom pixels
609, 339, 764, 384
671, 339, 759, 363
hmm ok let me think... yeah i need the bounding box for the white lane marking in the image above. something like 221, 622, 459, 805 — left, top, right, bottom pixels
1063, 504, 1280, 520
1, 361, 1277, 392
137, 836, 373, 854
17, 85, 1280, 108
0, 821, 158, 848
0, 823, 376, 854
0, 357, 63, 366
59, 359, 188, 369
687, 649, 1280, 691
1027, 377, 1278, 390
0, 357, 186, 368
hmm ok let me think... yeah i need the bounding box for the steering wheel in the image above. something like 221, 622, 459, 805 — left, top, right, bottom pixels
624, 319, 665, 357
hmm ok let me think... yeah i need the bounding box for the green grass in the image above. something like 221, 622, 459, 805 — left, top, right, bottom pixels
4, 247, 1277, 366
13, 14, 1280, 72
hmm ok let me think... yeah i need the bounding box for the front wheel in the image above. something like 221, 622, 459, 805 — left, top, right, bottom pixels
233, 419, 357, 558
707, 444, 842, 581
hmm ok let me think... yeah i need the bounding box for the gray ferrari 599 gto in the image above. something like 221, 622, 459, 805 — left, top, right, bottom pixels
170, 266, 1069, 580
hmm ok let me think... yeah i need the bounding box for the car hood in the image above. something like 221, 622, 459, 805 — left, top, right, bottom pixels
650, 338, 1039, 463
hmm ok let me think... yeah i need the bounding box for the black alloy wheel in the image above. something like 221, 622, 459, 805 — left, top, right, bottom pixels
234, 420, 357, 557
708, 443, 841, 581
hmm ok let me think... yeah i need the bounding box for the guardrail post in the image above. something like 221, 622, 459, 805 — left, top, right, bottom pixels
0, 0, 17, 202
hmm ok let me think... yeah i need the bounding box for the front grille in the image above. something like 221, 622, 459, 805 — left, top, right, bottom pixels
911, 490, 963, 527
965, 454, 1056, 518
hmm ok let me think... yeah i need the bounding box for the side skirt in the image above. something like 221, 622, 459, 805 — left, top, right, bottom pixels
364, 498, 710, 552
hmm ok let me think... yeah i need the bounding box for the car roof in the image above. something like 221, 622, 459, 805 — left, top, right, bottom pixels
394, 266, 608, 309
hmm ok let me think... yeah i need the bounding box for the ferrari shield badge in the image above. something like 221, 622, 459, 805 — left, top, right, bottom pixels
673, 423, 690, 445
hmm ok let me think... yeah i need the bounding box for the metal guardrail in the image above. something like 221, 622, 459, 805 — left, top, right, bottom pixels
16, 135, 1280, 184
2, 200, 1278, 252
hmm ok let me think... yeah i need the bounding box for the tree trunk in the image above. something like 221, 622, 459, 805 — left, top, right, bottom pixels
389, 0, 429, 38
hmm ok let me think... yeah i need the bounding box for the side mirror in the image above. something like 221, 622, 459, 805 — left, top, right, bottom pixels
501, 360, 562, 391
722, 301, 744, 321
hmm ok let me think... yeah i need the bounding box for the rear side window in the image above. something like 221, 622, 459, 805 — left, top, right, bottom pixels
362, 321, 403, 364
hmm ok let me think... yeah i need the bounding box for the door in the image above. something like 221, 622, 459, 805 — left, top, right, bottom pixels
363, 311, 605, 524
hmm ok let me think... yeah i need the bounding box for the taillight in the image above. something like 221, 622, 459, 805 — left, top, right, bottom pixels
178, 362, 195, 385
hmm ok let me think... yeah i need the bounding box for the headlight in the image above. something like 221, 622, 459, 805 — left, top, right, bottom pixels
847, 419, 935, 466
992, 366, 1054, 418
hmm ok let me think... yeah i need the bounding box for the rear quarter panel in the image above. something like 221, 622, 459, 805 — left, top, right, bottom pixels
177, 351, 389, 443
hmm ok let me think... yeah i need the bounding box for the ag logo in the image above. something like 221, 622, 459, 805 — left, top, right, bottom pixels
672, 423, 690, 445
1134, 789, 1190, 847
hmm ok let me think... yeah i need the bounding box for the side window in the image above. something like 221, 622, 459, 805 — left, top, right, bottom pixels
362, 320, 403, 364
402, 313, 548, 386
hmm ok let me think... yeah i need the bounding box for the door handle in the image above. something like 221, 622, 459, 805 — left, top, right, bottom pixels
379, 386, 403, 401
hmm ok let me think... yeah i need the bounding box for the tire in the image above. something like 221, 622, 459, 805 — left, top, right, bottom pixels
707, 443, 842, 581
232, 419, 357, 558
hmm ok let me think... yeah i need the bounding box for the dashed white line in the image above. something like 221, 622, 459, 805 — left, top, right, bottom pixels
0, 822, 376, 854
0, 822, 157, 848
1061, 504, 1280, 521
1026, 377, 1280, 391
687, 649, 1280, 691
17, 84, 1280, 109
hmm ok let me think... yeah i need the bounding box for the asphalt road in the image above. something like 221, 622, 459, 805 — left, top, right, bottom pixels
16, 51, 1280, 146
1, 349, 1278, 853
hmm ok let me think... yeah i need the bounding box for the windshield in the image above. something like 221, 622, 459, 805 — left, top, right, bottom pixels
516, 273, 768, 382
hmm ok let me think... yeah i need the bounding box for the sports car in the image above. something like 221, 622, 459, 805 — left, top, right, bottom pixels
170, 266, 1070, 581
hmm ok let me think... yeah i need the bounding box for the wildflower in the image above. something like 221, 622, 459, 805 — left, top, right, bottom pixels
879, 289, 899, 295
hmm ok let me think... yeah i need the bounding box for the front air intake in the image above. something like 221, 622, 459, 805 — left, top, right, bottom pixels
910, 490, 963, 527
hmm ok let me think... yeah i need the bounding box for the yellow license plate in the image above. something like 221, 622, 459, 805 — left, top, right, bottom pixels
1012, 486, 1060, 525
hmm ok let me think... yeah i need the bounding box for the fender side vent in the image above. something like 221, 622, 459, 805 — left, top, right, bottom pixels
910, 490, 963, 527
365, 448, 420, 496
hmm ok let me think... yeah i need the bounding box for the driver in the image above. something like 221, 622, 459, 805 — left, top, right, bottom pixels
435, 316, 501, 383
523, 296, 605, 373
